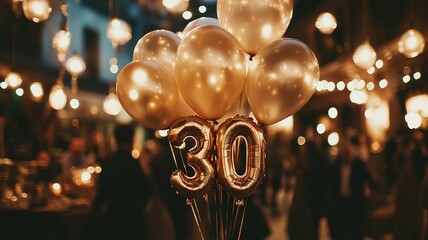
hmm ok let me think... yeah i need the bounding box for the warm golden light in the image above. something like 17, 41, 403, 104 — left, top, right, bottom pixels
131, 149, 140, 159
23, 0, 52, 23
81, 171, 92, 184
182, 10, 192, 20
379, 79, 388, 89
0, 82, 7, 89
316, 123, 326, 134
5, 72, 22, 89
65, 54, 86, 75
70, 98, 80, 109
103, 92, 122, 116
107, 18, 132, 48
50, 182, 62, 196
315, 12, 337, 35
336, 81, 345, 91
162, 0, 189, 14
297, 136, 306, 146
328, 107, 338, 119
16, 88, 24, 96
49, 83, 67, 110
328, 132, 339, 146
406, 94, 428, 118
52, 30, 71, 62
398, 29, 425, 58
30, 82, 44, 100
349, 90, 368, 105
405, 113, 422, 129
353, 41, 377, 70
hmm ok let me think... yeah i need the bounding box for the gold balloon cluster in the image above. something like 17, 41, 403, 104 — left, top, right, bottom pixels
116, 1, 320, 238
117, 0, 319, 129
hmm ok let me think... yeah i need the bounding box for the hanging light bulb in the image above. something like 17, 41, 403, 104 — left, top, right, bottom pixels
315, 12, 337, 35
398, 29, 425, 58
353, 40, 377, 70
107, 18, 132, 48
52, 30, 71, 62
22, 0, 52, 23
103, 92, 122, 116
30, 82, 44, 101
49, 83, 67, 110
5, 72, 22, 89
65, 54, 86, 75
162, 0, 189, 14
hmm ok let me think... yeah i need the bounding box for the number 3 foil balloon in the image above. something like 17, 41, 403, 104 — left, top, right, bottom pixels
246, 38, 320, 125
216, 115, 265, 199
175, 25, 247, 120
168, 116, 215, 199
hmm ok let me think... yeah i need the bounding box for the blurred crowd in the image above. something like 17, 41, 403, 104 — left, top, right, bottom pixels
3, 125, 427, 240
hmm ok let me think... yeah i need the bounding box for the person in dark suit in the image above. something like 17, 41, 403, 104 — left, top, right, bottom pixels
92, 124, 152, 240
326, 137, 375, 240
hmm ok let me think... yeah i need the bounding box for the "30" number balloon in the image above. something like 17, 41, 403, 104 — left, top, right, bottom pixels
168, 115, 265, 199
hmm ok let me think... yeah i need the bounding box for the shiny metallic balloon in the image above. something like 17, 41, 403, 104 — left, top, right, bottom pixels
217, 0, 293, 55
175, 25, 247, 120
169, 116, 215, 199
216, 116, 265, 199
182, 17, 219, 36
133, 30, 181, 72
116, 60, 179, 130
246, 38, 319, 125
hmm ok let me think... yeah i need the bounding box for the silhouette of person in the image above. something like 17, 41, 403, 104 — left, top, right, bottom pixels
59, 136, 89, 181
326, 138, 375, 240
92, 124, 152, 240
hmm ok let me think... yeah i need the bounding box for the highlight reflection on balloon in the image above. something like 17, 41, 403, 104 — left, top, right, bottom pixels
175, 25, 247, 120
169, 116, 215, 199
246, 38, 319, 125
217, 0, 293, 55
216, 116, 265, 199
116, 60, 179, 130
182, 17, 219, 36
133, 30, 181, 72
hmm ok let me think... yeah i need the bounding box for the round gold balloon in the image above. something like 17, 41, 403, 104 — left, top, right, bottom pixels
182, 17, 219, 36
116, 60, 179, 130
169, 116, 215, 199
216, 115, 265, 199
175, 25, 247, 120
217, 0, 293, 55
246, 38, 319, 125
133, 30, 181, 72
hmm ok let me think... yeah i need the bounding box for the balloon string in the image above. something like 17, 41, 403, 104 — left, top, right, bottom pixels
212, 184, 219, 240
190, 203, 205, 240
178, 148, 188, 175
238, 91, 243, 114
168, 141, 179, 170
193, 200, 203, 231
230, 199, 240, 240
228, 195, 237, 240
204, 194, 213, 237
219, 184, 225, 240
225, 191, 230, 239
237, 201, 247, 240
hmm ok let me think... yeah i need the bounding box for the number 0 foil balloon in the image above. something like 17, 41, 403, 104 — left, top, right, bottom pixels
247, 38, 320, 125
175, 25, 247, 120
216, 116, 265, 199
116, 60, 179, 130
169, 116, 215, 199
217, 0, 293, 55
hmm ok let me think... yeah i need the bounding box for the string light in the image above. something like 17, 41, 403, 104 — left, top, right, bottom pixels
52, 30, 71, 62
5, 72, 22, 89
49, 83, 67, 110
182, 11, 192, 20
398, 29, 425, 58
315, 12, 337, 35
15, 88, 24, 96
22, 0, 52, 23
353, 40, 377, 70
65, 54, 86, 75
107, 18, 132, 48
328, 107, 338, 119
413, 72, 421, 80
162, 0, 189, 14
379, 79, 388, 89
